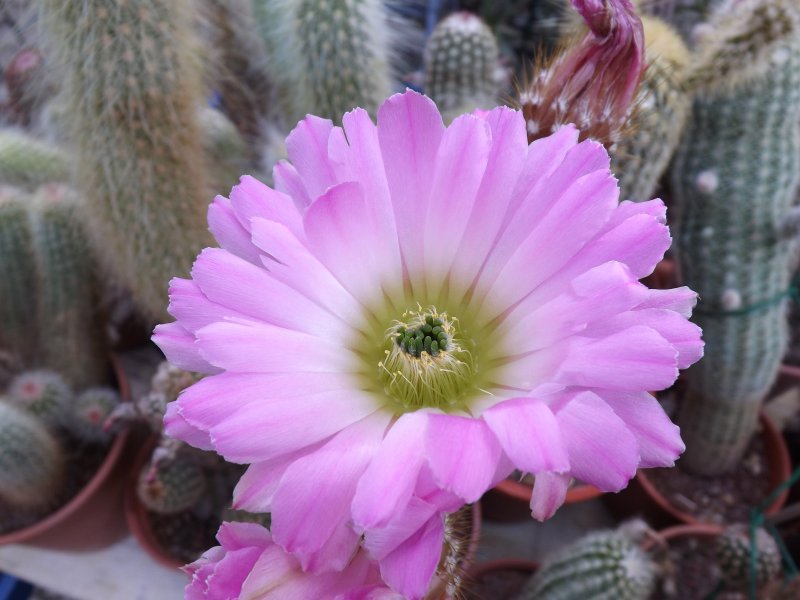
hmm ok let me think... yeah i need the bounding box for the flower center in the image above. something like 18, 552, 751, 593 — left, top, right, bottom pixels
378, 308, 476, 412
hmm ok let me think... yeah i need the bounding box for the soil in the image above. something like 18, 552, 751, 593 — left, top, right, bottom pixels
0, 429, 110, 535
646, 432, 773, 524
464, 566, 534, 600
652, 534, 721, 599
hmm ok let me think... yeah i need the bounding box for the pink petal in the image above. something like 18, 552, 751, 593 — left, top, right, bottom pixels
482, 397, 569, 474
284, 115, 340, 201
637, 286, 698, 317
424, 413, 502, 502
233, 445, 320, 512
166, 277, 248, 333
530, 471, 571, 521
377, 90, 445, 278
361, 496, 439, 561
191, 248, 348, 337
555, 391, 639, 491
209, 389, 381, 463
270, 413, 390, 572
208, 196, 263, 264
164, 401, 214, 451
271, 162, 312, 213
152, 321, 220, 374
376, 514, 443, 600
597, 391, 685, 468
557, 326, 678, 391
353, 411, 428, 529
195, 319, 357, 373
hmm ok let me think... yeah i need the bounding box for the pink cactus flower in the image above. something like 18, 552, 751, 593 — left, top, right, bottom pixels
185, 522, 400, 600
154, 90, 702, 597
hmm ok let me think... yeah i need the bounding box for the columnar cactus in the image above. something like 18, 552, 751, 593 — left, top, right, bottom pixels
516, 526, 656, 600
8, 370, 73, 427
137, 457, 208, 515
0, 401, 66, 510
30, 185, 108, 388
70, 387, 121, 443
40, 0, 213, 321
0, 130, 70, 189
672, 0, 800, 474
252, 0, 393, 124
716, 525, 782, 591
424, 12, 500, 123
611, 16, 691, 201
0, 188, 38, 365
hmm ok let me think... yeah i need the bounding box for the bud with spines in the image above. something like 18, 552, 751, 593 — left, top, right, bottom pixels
40, 0, 214, 322
515, 524, 656, 600
424, 12, 500, 123
0, 401, 66, 510
252, 0, 394, 124
137, 457, 208, 515
672, 0, 800, 475
8, 370, 73, 427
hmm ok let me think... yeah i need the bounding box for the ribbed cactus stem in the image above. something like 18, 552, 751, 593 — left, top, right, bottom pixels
0, 401, 66, 510
40, 0, 213, 321
0, 188, 38, 365
516, 526, 656, 600
137, 456, 208, 514
611, 16, 691, 201
0, 130, 70, 189
8, 369, 73, 427
716, 525, 782, 591
672, 0, 800, 474
253, 0, 393, 124
424, 12, 500, 123
30, 185, 108, 388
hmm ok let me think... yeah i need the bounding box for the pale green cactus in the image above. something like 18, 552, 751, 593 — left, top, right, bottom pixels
0, 401, 66, 510
0, 129, 70, 189
8, 369, 73, 427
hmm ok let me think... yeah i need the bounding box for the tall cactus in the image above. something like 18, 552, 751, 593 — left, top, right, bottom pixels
0, 188, 38, 366
40, 0, 213, 322
611, 15, 691, 201
0, 401, 66, 510
252, 0, 393, 124
515, 524, 656, 600
672, 0, 800, 474
424, 12, 500, 123
30, 184, 108, 388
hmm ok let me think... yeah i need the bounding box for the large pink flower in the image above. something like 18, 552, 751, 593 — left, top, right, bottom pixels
154, 90, 702, 597
185, 522, 399, 600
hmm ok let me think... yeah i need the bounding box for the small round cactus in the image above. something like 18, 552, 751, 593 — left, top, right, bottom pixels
716, 525, 782, 591
137, 361, 203, 431
8, 369, 73, 426
69, 387, 121, 443
137, 457, 208, 515
0, 130, 70, 189
0, 401, 66, 509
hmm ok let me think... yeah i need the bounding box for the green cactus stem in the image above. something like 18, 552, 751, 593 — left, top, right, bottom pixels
40, 0, 214, 322
424, 12, 500, 123
0, 401, 66, 510
8, 369, 73, 427
672, 0, 800, 475
70, 387, 121, 443
716, 525, 782, 592
137, 457, 208, 515
0, 129, 70, 189
516, 525, 656, 600
253, 0, 393, 124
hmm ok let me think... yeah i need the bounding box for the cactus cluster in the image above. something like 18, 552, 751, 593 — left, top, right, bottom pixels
0, 401, 66, 510
516, 525, 656, 600
671, 0, 800, 474
424, 12, 500, 123
40, 0, 213, 322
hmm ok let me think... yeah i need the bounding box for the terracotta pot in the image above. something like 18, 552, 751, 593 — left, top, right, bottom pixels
427, 502, 483, 599
0, 354, 132, 550
482, 478, 602, 522
124, 434, 185, 570
464, 559, 538, 599
607, 412, 791, 528
769, 363, 800, 399
642, 256, 678, 290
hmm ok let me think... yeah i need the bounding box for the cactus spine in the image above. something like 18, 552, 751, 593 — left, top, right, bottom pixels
0, 130, 70, 189
31, 185, 108, 388
8, 369, 73, 426
0, 189, 38, 366
611, 16, 691, 201
40, 0, 213, 321
137, 457, 208, 514
424, 12, 500, 123
516, 527, 656, 600
672, 0, 800, 474
0, 401, 66, 510
716, 525, 782, 591
253, 0, 393, 124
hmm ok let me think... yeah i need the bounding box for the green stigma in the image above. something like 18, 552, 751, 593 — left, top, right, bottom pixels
378, 308, 476, 411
